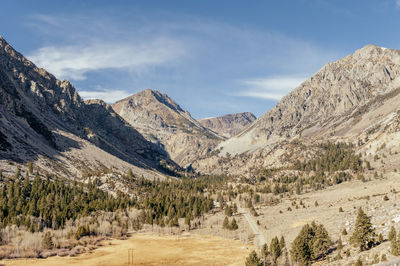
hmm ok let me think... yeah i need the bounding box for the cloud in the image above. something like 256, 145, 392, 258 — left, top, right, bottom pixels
25, 11, 340, 117
397, 0, 400, 7
234, 76, 307, 100
28, 38, 185, 81
78, 88, 132, 103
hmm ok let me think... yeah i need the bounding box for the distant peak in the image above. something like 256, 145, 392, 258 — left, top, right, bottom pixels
142, 88, 166, 97
144, 88, 159, 93
85, 98, 107, 106
200, 112, 256, 121
113, 89, 185, 114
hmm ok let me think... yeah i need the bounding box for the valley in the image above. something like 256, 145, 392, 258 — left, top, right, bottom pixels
1, 15, 400, 266
2, 233, 253, 266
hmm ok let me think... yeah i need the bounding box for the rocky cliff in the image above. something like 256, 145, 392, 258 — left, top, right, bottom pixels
199, 112, 256, 138
112, 89, 223, 167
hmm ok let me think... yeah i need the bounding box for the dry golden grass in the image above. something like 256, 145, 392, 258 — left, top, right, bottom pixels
2, 233, 254, 266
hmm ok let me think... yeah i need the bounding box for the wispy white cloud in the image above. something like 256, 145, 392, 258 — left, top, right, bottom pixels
78, 88, 131, 103
28, 37, 185, 81
25, 12, 339, 116
397, 0, 400, 7
234, 76, 307, 100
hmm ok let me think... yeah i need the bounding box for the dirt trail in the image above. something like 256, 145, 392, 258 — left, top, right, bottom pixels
237, 204, 266, 248
2, 233, 253, 266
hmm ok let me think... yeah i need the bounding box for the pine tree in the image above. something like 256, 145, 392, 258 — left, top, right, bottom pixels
245, 250, 261, 266
337, 237, 343, 250
312, 221, 331, 258
389, 226, 396, 242
391, 232, 400, 255
230, 218, 238, 230
290, 222, 331, 264
350, 208, 376, 251
42, 232, 54, 249
261, 243, 269, 264
185, 214, 191, 230
270, 236, 281, 263
279, 236, 286, 250
223, 216, 229, 229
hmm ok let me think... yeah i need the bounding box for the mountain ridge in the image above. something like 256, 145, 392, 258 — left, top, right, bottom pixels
217, 44, 400, 155
0, 36, 177, 180
198, 112, 256, 138
193, 44, 400, 175
112, 89, 223, 167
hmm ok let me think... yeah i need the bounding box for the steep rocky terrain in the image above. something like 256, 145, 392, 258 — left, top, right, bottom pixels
194, 45, 400, 175
198, 112, 256, 138
112, 90, 222, 167
0, 36, 175, 180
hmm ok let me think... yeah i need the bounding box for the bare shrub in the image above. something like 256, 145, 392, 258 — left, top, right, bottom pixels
97, 220, 112, 236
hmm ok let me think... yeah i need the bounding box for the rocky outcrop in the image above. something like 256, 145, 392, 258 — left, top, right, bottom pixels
0, 36, 176, 179
112, 89, 222, 167
199, 112, 256, 138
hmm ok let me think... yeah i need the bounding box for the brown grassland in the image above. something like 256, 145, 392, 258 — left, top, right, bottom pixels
2, 233, 254, 266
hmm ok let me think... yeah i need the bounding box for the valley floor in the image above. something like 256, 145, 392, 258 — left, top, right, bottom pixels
1, 233, 253, 266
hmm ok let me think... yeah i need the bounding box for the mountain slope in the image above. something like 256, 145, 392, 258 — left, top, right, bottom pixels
112, 89, 222, 166
193, 45, 400, 175
218, 45, 400, 155
199, 112, 256, 138
0, 36, 175, 179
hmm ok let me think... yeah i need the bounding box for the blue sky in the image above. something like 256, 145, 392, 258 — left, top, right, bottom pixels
2, 0, 400, 119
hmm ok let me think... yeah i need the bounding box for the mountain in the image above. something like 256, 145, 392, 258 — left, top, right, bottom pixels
219, 45, 400, 154
112, 89, 222, 167
199, 112, 256, 138
194, 45, 400, 175
0, 36, 176, 180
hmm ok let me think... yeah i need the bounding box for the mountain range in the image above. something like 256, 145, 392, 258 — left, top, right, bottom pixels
0, 36, 257, 178
2, 35, 400, 184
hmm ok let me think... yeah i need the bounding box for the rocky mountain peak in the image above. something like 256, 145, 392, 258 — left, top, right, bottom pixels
113, 89, 203, 131
132, 89, 185, 114
199, 112, 256, 138
112, 89, 222, 166
355, 44, 394, 56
